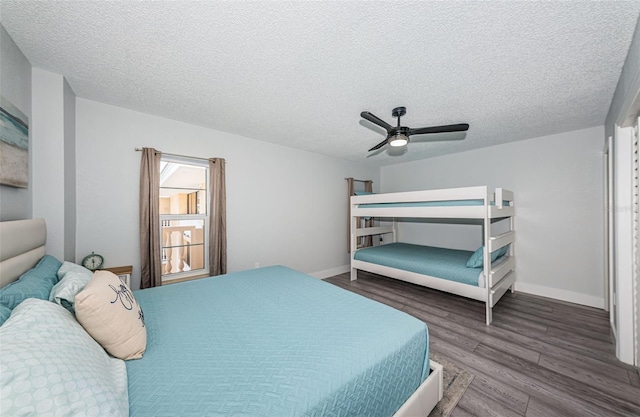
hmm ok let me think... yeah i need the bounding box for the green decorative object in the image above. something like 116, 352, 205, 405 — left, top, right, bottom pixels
81, 252, 104, 271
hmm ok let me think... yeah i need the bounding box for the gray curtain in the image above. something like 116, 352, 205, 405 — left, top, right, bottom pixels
347, 178, 354, 253
347, 178, 374, 252
364, 180, 374, 247
209, 158, 227, 276
139, 148, 162, 289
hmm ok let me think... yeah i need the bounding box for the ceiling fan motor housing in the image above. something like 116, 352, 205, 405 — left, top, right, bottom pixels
389, 126, 410, 137
392, 107, 407, 118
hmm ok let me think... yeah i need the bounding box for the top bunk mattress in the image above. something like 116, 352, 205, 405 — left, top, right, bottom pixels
354, 242, 484, 286
127, 265, 429, 417
358, 199, 508, 208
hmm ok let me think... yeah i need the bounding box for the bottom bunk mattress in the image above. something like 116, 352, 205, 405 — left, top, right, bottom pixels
354, 242, 485, 286
127, 265, 430, 417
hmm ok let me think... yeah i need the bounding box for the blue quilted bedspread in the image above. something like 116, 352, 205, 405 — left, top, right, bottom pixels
127, 266, 429, 417
354, 243, 482, 286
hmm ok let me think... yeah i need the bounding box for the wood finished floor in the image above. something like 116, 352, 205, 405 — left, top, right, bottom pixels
325, 271, 640, 417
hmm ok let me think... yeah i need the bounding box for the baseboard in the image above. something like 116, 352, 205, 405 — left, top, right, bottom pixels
514, 282, 605, 309
309, 265, 350, 279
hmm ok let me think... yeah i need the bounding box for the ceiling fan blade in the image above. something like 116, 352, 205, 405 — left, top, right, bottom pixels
361, 112, 392, 131
368, 137, 389, 152
410, 132, 467, 143
409, 123, 469, 136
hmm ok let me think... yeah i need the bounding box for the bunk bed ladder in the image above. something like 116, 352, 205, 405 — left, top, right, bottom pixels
634, 120, 639, 366
510, 212, 516, 293
350, 211, 357, 281
483, 187, 492, 325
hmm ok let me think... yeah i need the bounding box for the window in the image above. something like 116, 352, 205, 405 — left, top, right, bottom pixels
159, 157, 208, 281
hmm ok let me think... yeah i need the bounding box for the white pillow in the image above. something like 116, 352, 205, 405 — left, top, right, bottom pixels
49, 261, 93, 312
56, 261, 92, 281
0, 298, 128, 416
75, 270, 147, 360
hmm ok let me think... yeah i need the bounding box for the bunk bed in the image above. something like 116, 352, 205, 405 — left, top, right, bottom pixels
350, 186, 515, 325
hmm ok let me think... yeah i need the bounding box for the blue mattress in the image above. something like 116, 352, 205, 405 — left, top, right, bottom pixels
354, 243, 482, 286
127, 266, 429, 417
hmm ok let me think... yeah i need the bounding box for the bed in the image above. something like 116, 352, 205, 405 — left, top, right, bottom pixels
0, 218, 443, 417
350, 186, 516, 325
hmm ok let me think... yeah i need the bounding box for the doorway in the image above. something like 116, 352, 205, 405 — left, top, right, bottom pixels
604, 137, 616, 339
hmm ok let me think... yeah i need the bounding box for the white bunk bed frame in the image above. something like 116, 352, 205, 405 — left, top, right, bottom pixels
350, 185, 515, 325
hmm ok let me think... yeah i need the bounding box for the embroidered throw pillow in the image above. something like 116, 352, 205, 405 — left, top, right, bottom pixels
75, 270, 146, 360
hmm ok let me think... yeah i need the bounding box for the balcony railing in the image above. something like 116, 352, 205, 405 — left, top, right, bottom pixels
161, 226, 204, 275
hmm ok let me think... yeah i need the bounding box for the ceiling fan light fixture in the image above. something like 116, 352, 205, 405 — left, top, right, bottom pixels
362, 107, 469, 153
389, 133, 408, 147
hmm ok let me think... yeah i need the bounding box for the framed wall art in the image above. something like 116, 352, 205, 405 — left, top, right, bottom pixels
0, 95, 29, 188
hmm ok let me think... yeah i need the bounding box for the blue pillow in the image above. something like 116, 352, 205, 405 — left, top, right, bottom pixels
354, 190, 375, 195
0, 305, 11, 325
466, 245, 509, 268
0, 255, 62, 310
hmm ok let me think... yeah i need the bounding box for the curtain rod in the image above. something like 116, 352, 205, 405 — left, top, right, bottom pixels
345, 178, 372, 183
134, 147, 212, 162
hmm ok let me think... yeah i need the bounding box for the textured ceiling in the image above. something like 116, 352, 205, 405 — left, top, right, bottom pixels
1, 1, 639, 166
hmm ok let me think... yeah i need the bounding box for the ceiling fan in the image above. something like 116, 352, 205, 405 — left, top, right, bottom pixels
361, 107, 469, 152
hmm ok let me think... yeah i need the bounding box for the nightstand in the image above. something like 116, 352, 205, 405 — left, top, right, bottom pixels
103, 265, 132, 287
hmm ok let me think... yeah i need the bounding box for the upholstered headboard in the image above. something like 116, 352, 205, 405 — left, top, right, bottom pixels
0, 218, 46, 289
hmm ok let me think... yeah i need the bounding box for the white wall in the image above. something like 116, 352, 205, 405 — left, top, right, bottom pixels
380, 126, 605, 308
606, 15, 640, 138
32, 69, 65, 259
75, 99, 378, 290
63, 79, 76, 262
31, 68, 76, 261
0, 25, 32, 221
